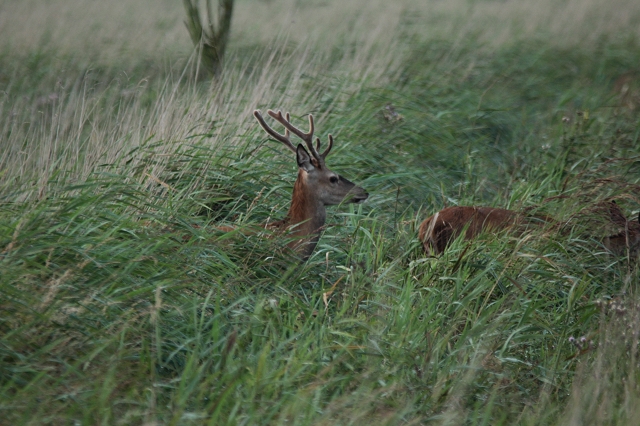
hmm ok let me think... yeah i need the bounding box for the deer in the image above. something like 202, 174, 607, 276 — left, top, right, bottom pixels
418, 202, 640, 257
418, 206, 540, 256
246, 109, 368, 260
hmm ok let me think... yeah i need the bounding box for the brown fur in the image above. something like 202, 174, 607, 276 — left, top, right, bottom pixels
265, 170, 328, 258
418, 207, 524, 255
419, 202, 640, 257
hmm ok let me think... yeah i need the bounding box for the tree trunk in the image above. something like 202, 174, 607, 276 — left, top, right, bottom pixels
183, 0, 234, 79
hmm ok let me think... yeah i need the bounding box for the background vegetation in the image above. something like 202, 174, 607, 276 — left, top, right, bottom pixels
1, 0, 640, 424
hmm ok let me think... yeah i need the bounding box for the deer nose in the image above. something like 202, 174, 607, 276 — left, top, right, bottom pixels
353, 191, 369, 203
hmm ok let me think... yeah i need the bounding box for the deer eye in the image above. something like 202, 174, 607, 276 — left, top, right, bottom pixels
329, 176, 339, 184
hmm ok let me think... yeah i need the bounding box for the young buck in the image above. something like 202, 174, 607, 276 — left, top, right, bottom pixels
252, 109, 368, 259
419, 202, 640, 257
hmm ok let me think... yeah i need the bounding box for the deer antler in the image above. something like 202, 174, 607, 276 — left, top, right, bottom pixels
320, 134, 333, 159
253, 110, 296, 153
268, 110, 330, 165
254, 109, 335, 164
313, 136, 333, 159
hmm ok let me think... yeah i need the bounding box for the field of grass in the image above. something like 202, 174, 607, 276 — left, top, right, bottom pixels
1, 0, 640, 424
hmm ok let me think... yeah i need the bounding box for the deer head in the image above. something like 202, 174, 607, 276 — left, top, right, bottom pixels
254, 109, 368, 259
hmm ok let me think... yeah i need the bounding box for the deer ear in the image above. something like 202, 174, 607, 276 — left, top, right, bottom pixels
296, 144, 315, 172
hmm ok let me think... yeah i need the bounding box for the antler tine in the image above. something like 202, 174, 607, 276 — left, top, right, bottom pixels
268, 110, 323, 162
285, 112, 291, 140
321, 134, 334, 159
253, 110, 297, 153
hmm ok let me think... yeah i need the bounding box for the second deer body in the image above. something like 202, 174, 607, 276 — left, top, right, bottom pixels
418, 206, 538, 255
419, 203, 639, 256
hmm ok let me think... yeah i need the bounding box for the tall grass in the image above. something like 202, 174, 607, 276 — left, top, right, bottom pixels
1, 0, 640, 424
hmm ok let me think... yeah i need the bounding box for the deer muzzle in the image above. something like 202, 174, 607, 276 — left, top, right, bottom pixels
350, 186, 369, 204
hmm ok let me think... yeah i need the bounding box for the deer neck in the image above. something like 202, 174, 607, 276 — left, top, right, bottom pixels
284, 171, 326, 257
287, 172, 327, 235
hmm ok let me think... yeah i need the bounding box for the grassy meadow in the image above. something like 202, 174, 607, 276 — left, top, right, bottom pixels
1, 0, 640, 424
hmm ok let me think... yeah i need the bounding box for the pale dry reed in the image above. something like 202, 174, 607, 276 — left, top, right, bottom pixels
1, 0, 639, 196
